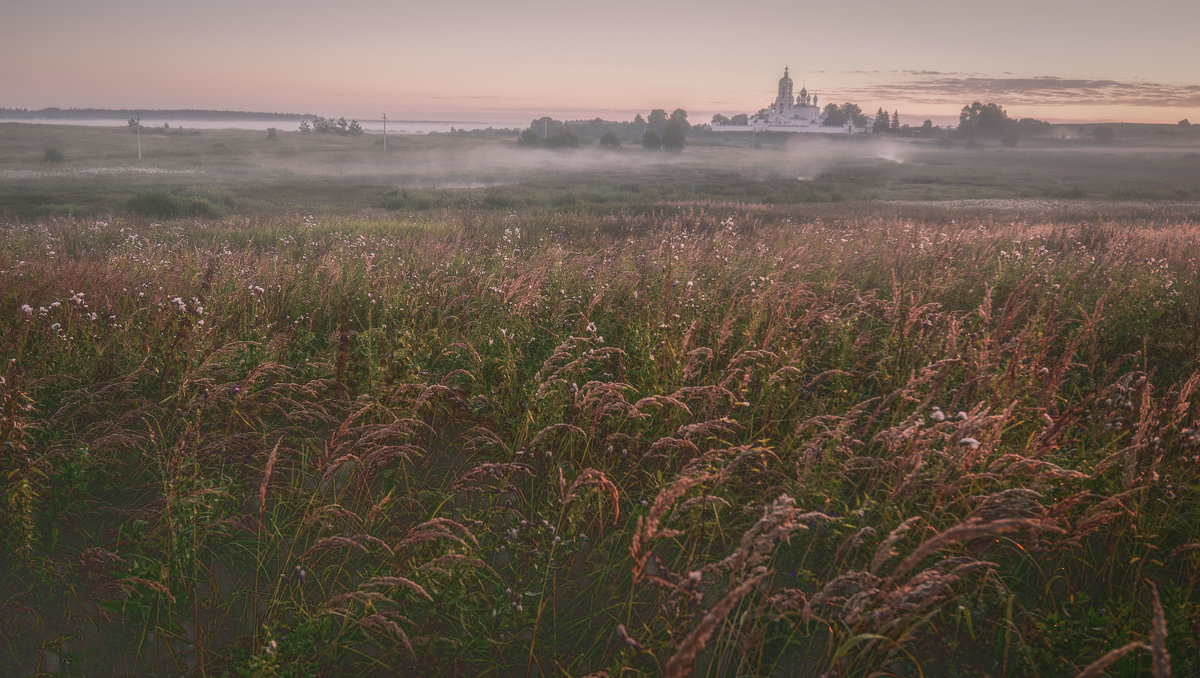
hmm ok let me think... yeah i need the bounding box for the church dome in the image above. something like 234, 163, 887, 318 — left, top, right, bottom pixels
779, 67, 792, 88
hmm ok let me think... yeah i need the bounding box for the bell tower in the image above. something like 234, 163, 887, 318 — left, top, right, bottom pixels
776, 67, 794, 108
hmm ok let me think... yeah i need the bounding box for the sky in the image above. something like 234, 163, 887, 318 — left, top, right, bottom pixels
3, 0, 1199, 126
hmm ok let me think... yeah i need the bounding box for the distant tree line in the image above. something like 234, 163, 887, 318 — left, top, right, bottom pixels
0, 107, 313, 121
518, 117, 580, 148
821, 103, 871, 129
956, 102, 1051, 146
517, 108, 690, 150
710, 113, 750, 126
299, 116, 364, 135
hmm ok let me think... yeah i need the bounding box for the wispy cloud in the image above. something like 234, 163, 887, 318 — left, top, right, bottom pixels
841, 74, 1200, 108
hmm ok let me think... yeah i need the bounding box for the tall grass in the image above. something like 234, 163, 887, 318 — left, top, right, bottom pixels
1, 205, 1198, 675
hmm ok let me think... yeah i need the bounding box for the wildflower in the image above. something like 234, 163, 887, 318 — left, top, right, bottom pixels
50, 323, 61, 331
585, 321, 597, 334
930, 407, 946, 422
20, 304, 32, 314
959, 437, 981, 449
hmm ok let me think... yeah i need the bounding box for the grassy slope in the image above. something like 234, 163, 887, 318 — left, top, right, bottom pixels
3, 205, 1200, 676
2, 125, 1200, 675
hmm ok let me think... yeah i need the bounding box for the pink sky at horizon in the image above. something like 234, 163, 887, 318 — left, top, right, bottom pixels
3, 0, 1198, 127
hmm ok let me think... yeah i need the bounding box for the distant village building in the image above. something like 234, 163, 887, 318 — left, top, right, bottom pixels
712, 67, 869, 135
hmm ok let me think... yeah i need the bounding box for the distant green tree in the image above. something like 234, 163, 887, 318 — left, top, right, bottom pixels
1094, 125, 1116, 144
1016, 117, 1052, 137
518, 127, 541, 146
517, 117, 577, 148
822, 103, 846, 127
348, 120, 363, 136
643, 130, 662, 150
711, 113, 730, 125
669, 108, 690, 135
958, 101, 1008, 137
920, 119, 934, 133
545, 125, 579, 148
299, 120, 311, 133
843, 103, 868, 128
873, 107, 889, 133
43, 147, 65, 163
1001, 126, 1021, 147
599, 130, 620, 147
648, 109, 668, 135
662, 120, 686, 150
1180, 119, 1192, 127
730, 113, 749, 126
891, 110, 900, 130
267, 127, 278, 141
634, 113, 646, 129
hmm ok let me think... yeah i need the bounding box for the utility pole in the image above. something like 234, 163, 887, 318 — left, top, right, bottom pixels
136, 113, 142, 161
382, 113, 387, 151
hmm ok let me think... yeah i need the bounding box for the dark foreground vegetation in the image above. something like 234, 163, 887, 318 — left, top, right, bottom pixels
3, 199, 1200, 676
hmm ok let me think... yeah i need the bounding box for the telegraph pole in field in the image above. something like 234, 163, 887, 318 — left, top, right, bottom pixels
136, 113, 142, 160
382, 113, 387, 151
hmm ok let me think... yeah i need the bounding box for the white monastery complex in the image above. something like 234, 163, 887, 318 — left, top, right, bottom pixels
712, 67, 870, 135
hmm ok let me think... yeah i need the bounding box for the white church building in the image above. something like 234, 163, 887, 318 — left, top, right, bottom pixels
712, 67, 870, 135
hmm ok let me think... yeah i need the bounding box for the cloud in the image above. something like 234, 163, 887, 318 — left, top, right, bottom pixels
431, 95, 519, 101
843, 74, 1200, 108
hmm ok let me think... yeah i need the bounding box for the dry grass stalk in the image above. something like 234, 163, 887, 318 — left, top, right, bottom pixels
304, 503, 363, 530
677, 417, 743, 442
360, 576, 433, 602
1074, 641, 1148, 678
630, 473, 716, 581
649, 437, 700, 456
663, 568, 771, 678
631, 394, 691, 417
562, 468, 621, 524
871, 517, 921, 574
527, 422, 586, 451
615, 623, 644, 652
413, 384, 467, 413
360, 611, 416, 657
714, 494, 831, 577
575, 380, 635, 419
119, 577, 177, 604
300, 535, 369, 561
422, 553, 487, 574
322, 590, 389, 610
1150, 582, 1170, 678
889, 518, 1064, 582
257, 439, 281, 519
672, 495, 731, 518
834, 526, 877, 564
452, 462, 535, 491
399, 517, 479, 550
682, 347, 713, 383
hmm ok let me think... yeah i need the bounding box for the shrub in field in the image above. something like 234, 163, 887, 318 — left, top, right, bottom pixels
42, 147, 65, 163
123, 190, 226, 218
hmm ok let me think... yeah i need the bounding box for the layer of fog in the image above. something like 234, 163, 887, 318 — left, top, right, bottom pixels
250, 135, 921, 188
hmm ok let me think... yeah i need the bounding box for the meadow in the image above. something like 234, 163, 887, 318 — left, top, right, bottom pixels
3, 123, 1200, 676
